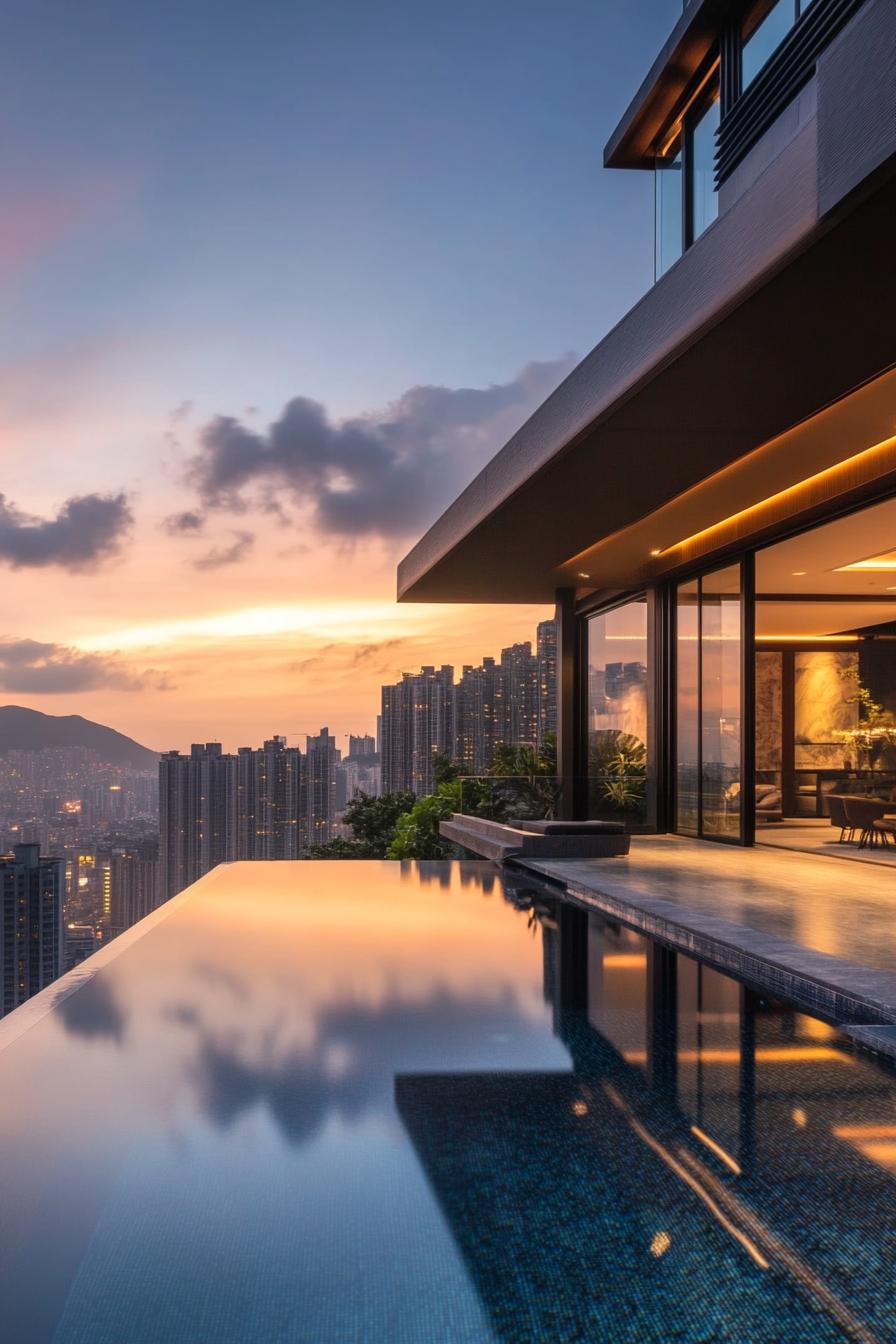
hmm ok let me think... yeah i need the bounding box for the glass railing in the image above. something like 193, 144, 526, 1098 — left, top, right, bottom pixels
455, 775, 649, 827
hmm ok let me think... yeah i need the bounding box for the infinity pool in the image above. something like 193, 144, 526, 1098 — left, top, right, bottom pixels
1, 860, 895, 1342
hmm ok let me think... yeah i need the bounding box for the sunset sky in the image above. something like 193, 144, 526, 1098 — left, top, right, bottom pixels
1, 0, 678, 751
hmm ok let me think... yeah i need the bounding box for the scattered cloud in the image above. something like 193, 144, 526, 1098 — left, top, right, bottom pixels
286, 644, 338, 675
0, 492, 132, 570
192, 528, 254, 571
349, 638, 408, 668
169, 399, 194, 424
185, 356, 577, 539
283, 638, 411, 679
0, 638, 170, 693
162, 509, 205, 536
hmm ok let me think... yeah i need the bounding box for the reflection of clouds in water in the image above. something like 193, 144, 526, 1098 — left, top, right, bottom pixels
191, 961, 250, 1002
179, 987, 546, 1148
56, 975, 126, 1042
165, 1003, 200, 1027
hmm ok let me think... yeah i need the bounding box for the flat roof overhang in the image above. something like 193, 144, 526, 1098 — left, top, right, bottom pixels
603, 0, 733, 169
398, 161, 896, 606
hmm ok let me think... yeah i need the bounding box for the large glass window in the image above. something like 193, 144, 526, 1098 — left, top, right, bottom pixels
654, 78, 719, 279
655, 149, 683, 280
676, 581, 700, 833
587, 598, 651, 825
689, 94, 720, 244
742, 0, 815, 89
675, 564, 744, 840
701, 566, 743, 837
743, 0, 795, 88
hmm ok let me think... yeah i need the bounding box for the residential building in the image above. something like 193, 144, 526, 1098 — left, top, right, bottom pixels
0, 842, 64, 1016
303, 728, 337, 847
159, 744, 233, 901
62, 925, 98, 974
536, 619, 557, 751
234, 746, 258, 860
254, 737, 302, 859
160, 736, 309, 897
348, 734, 376, 758
109, 852, 160, 937
381, 666, 455, 795
500, 642, 539, 750
398, 0, 896, 849
453, 657, 506, 775
383, 631, 557, 791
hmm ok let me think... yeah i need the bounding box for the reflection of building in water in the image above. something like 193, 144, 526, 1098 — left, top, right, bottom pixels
397, 898, 896, 1343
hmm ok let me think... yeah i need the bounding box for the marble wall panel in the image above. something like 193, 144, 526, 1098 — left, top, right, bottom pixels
755, 651, 783, 775
794, 651, 858, 768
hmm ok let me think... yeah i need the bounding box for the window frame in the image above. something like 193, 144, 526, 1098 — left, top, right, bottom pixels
576, 590, 659, 831
654, 61, 721, 278
683, 84, 721, 250
740, 0, 801, 92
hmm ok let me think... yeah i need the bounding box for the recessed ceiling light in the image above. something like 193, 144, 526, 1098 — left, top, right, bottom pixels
650, 548, 662, 557
791, 570, 807, 576
576, 571, 591, 580
888, 586, 896, 591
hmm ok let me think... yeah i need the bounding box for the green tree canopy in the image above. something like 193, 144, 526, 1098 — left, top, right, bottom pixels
305, 837, 367, 860
387, 781, 462, 860
488, 734, 556, 779
340, 790, 416, 857
303, 790, 416, 860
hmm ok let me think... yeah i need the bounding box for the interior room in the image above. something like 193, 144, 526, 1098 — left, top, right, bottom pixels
754, 495, 896, 864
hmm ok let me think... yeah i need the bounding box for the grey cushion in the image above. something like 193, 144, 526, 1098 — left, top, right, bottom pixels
509, 819, 626, 836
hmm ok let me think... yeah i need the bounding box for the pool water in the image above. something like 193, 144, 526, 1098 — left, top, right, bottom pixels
1, 859, 895, 1342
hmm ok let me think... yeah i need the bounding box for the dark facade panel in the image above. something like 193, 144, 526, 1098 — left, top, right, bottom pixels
817, 0, 896, 214
399, 0, 896, 606
399, 121, 819, 603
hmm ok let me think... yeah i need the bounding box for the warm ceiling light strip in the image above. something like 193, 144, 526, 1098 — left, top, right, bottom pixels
651, 432, 896, 562
836, 550, 896, 571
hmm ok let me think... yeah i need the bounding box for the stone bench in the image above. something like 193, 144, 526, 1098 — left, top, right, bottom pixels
439, 813, 631, 863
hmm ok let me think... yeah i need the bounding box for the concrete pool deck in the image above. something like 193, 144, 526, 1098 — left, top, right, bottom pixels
517, 836, 896, 1057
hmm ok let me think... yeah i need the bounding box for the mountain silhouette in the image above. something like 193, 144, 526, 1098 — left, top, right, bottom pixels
0, 705, 158, 770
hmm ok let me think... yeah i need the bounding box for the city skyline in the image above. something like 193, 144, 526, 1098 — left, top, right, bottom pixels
0, 615, 558, 990
0, 0, 679, 749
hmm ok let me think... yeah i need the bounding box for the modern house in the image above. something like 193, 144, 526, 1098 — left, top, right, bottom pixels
398, 0, 896, 848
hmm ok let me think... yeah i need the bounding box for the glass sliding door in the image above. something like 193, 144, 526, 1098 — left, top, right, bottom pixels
676, 581, 700, 834
586, 597, 652, 826
701, 566, 743, 836
675, 564, 744, 840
